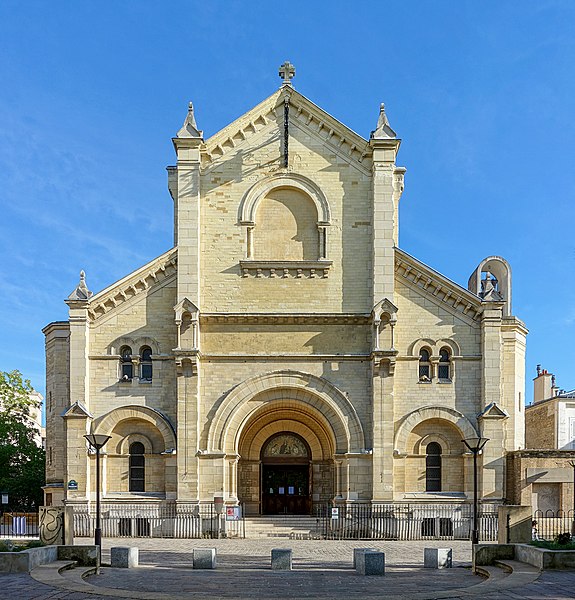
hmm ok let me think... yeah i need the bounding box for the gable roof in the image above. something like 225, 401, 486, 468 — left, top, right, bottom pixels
87, 248, 177, 321
395, 248, 483, 322
201, 87, 375, 173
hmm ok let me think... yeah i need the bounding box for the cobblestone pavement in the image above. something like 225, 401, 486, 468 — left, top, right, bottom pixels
1, 538, 575, 599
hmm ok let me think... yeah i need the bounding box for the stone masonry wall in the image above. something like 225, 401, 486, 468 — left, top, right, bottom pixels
525, 402, 556, 449
200, 123, 373, 314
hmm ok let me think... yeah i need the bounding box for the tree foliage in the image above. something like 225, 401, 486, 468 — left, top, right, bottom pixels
0, 370, 45, 510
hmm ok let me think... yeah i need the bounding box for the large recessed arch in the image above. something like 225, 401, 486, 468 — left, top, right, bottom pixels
237, 404, 335, 461
207, 370, 364, 455
92, 405, 177, 451
238, 173, 331, 225
394, 406, 478, 454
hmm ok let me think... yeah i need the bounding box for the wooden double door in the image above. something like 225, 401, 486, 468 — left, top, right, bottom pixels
261, 464, 311, 515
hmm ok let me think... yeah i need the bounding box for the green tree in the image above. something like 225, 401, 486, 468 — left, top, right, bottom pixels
0, 370, 45, 510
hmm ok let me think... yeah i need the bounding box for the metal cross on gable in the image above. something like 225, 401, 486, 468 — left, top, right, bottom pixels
279, 61, 295, 86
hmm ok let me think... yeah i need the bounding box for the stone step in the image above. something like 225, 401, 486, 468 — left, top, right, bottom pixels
242, 516, 323, 539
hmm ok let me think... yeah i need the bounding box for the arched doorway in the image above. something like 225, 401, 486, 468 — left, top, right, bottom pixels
260, 433, 311, 515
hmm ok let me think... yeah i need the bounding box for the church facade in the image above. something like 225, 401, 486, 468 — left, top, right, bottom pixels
44, 64, 527, 517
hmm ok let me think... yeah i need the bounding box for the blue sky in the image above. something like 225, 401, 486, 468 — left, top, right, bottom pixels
0, 1, 574, 406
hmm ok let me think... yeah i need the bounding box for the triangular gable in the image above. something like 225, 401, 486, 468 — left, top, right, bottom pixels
62, 401, 92, 419
478, 402, 509, 419
372, 298, 398, 320
395, 248, 483, 322
201, 87, 373, 173
174, 297, 199, 321
88, 248, 177, 321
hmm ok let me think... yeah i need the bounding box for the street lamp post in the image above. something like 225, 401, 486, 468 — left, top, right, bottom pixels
462, 436, 489, 545
568, 460, 575, 536
84, 434, 111, 572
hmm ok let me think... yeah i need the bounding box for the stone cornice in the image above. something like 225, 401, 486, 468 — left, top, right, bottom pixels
395, 248, 482, 322
501, 316, 529, 336
200, 353, 370, 361
239, 260, 332, 279
201, 313, 370, 325
88, 248, 178, 321
42, 321, 70, 337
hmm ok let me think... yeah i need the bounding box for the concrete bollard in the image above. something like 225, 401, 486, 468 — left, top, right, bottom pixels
424, 548, 452, 569
353, 547, 376, 570
271, 548, 292, 570
357, 550, 385, 576
110, 547, 139, 568
193, 548, 217, 569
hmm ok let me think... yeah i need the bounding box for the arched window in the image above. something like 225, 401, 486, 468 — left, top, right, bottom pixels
129, 441, 145, 492
140, 346, 153, 381
438, 347, 451, 381
426, 442, 442, 492
119, 346, 133, 380
419, 348, 431, 382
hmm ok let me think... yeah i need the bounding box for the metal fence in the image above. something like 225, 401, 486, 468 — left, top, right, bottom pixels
533, 509, 575, 541
314, 503, 498, 541
74, 503, 245, 539
0, 512, 39, 538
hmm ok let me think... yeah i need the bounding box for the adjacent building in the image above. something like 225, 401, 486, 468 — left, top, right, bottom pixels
506, 367, 575, 513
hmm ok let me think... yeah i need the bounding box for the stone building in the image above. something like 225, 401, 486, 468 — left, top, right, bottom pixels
506, 367, 575, 512
43, 64, 527, 518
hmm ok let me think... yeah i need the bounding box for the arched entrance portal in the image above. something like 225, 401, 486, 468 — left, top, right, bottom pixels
207, 370, 367, 516
261, 433, 311, 515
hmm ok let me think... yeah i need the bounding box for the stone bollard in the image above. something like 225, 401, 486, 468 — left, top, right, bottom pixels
193, 548, 217, 569
271, 548, 292, 570
110, 547, 139, 568
353, 548, 376, 570
424, 548, 452, 569
357, 551, 385, 576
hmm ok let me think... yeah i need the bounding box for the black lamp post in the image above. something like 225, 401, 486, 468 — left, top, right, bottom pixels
84, 434, 111, 571
462, 436, 489, 545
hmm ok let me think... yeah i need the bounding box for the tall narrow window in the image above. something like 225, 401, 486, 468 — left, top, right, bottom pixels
129, 442, 145, 492
120, 346, 133, 380
140, 346, 153, 381
419, 348, 431, 381
426, 442, 442, 492
438, 347, 451, 381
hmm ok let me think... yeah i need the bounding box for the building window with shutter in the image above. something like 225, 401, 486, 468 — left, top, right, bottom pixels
119, 346, 133, 381
425, 442, 442, 492
129, 442, 145, 492
419, 348, 431, 382
140, 346, 153, 382
438, 347, 451, 381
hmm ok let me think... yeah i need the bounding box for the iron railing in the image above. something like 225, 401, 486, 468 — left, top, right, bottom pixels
74, 503, 245, 539
314, 503, 498, 541
0, 511, 39, 538
533, 509, 575, 541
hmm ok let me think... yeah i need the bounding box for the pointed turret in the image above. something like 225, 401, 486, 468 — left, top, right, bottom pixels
371, 103, 397, 139
67, 270, 92, 301
177, 102, 203, 139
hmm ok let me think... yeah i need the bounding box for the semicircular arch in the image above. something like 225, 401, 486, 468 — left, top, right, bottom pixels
207, 370, 364, 455
394, 406, 478, 454
238, 406, 334, 461
239, 173, 331, 225
93, 405, 176, 452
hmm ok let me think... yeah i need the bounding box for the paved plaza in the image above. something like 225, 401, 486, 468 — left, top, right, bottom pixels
1, 538, 575, 599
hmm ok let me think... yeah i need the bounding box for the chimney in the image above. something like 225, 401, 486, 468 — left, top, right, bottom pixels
533, 366, 553, 403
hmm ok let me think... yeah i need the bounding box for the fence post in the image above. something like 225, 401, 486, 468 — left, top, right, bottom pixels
497, 505, 531, 544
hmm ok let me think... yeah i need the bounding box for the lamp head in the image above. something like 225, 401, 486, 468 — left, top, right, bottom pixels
462, 437, 489, 453
84, 434, 112, 450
